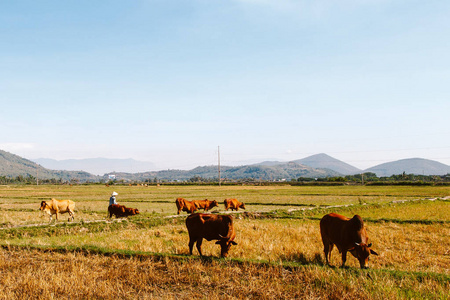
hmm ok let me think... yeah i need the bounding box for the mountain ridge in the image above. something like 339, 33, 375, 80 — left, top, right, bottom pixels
32, 157, 156, 176
0, 150, 98, 181
2, 149, 449, 182
364, 158, 450, 177
106, 162, 341, 182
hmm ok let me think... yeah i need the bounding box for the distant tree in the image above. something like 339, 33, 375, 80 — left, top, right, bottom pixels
189, 176, 203, 183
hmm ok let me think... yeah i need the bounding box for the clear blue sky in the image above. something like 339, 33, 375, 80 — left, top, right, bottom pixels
1, 0, 449, 170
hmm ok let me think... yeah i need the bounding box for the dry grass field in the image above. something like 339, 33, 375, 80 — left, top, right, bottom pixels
0, 184, 449, 299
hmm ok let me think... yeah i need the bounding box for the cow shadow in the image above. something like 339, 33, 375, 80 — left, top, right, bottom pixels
280, 252, 325, 266
178, 253, 227, 265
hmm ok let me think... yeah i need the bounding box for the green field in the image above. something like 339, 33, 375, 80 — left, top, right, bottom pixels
0, 184, 449, 299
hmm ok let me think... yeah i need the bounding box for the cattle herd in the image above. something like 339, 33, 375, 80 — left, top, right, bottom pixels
39, 197, 379, 269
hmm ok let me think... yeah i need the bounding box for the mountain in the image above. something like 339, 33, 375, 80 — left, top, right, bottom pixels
253, 161, 286, 167
0, 150, 98, 181
293, 153, 362, 175
104, 161, 341, 182
32, 158, 156, 175
364, 158, 450, 177
256, 153, 361, 175
4, 149, 449, 182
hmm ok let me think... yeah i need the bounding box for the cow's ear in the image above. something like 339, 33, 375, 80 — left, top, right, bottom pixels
370, 249, 379, 256
230, 241, 237, 245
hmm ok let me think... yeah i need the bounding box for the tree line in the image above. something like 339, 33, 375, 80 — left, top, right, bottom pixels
1, 172, 449, 186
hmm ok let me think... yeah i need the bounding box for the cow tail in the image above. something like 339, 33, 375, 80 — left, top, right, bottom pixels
199, 214, 206, 224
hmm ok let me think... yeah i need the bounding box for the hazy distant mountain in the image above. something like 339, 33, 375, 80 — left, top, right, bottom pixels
365, 158, 450, 177
294, 153, 362, 175
32, 158, 156, 175
4, 149, 449, 182
0, 150, 97, 181
256, 153, 361, 175
253, 161, 286, 167
106, 161, 341, 182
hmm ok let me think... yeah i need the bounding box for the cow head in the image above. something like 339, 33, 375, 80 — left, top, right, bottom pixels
350, 242, 379, 269
239, 202, 246, 210
215, 236, 237, 258
39, 201, 48, 211
134, 209, 140, 215
210, 200, 218, 209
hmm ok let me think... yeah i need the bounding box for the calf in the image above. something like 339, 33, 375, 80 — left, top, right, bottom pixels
224, 198, 245, 211
186, 213, 237, 257
108, 204, 139, 218
320, 213, 378, 268
192, 199, 218, 212
175, 197, 198, 214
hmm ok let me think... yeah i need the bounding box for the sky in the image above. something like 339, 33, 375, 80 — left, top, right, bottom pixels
1, 0, 450, 171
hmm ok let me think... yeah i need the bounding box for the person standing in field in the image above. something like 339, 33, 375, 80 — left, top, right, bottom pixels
109, 191, 118, 206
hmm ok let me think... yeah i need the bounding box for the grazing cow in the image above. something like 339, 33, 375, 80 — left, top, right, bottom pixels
224, 198, 245, 211
186, 213, 237, 257
108, 204, 140, 218
193, 199, 218, 212
176, 197, 198, 214
40, 198, 75, 222
320, 213, 379, 269
125, 206, 139, 216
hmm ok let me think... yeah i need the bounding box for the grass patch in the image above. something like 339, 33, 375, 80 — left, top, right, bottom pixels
0, 246, 448, 300
0, 184, 448, 299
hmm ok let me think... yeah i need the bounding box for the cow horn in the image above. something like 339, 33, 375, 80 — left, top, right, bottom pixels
355, 242, 361, 246
218, 234, 230, 240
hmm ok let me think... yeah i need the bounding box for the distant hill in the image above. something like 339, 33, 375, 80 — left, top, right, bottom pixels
32, 158, 156, 176
104, 161, 341, 182
254, 161, 285, 167
4, 149, 449, 182
365, 158, 450, 177
255, 153, 361, 175
293, 153, 362, 175
0, 150, 98, 181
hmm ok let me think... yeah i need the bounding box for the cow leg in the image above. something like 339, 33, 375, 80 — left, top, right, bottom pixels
188, 237, 195, 255
341, 251, 348, 268
68, 210, 74, 221
196, 238, 203, 256
323, 240, 333, 265
327, 244, 334, 264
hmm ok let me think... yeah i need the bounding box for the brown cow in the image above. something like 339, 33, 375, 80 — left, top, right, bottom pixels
176, 197, 198, 214
125, 206, 139, 216
192, 199, 218, 212
40, 198, 75, 222
186, 213, 237, 257
108, 204, 140, 218
224, 198, 245, 211
320, 213, 378, 269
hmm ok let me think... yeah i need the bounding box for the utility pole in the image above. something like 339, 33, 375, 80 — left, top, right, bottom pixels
218, 146, 221, 187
